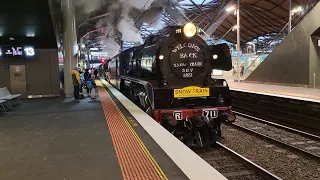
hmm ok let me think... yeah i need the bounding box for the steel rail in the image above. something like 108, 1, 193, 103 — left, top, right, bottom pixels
216, 142, 282, 180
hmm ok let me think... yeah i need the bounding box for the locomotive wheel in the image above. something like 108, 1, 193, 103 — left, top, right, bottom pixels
160, 115, 176, 135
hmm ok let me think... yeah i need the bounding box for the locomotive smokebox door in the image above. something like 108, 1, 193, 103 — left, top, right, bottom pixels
158, 35, 212, 87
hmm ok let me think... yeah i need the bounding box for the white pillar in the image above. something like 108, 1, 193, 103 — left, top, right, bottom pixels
288, 0, 292, 32
73, 17, 79, 67
236, 0, 241, 82
62, 0, 77, 97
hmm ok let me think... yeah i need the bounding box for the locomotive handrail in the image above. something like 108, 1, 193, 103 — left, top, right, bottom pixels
119, 76, 155, 109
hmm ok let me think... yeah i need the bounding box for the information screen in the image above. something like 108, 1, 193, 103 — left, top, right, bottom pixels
0, 46, 35, 58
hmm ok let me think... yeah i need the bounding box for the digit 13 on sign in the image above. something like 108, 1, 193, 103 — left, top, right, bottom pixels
24, 47, 35, 56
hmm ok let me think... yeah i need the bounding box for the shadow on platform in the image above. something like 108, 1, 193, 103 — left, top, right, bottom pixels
0, 96, 102, 117
0, 95, 122, 180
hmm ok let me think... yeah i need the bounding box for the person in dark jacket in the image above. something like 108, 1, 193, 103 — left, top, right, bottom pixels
94, 69, 98, 78
84, 69, 89, 81
72, 67, 81, 100
83, 69, 90, 95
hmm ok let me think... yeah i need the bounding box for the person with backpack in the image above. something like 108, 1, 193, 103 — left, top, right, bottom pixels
86, 74, 97, 100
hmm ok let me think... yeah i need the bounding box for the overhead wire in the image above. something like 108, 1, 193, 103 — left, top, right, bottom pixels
131, 0, 154, 28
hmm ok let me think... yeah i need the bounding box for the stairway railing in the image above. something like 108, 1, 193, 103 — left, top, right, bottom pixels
237, 0, 320, 80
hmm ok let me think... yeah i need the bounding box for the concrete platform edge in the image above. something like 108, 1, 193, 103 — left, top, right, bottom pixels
230, 88, 320, 103
101, 79, 228, 180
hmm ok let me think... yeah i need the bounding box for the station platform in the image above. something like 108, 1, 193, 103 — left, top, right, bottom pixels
0, 79, 227, 180
227, 81, 320, 103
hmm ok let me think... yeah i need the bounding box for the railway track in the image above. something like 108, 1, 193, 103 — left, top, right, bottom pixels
232, 111, 320, 160
194, 143, 281, 180
230, 90, 320, 136
221, 115, 320, 179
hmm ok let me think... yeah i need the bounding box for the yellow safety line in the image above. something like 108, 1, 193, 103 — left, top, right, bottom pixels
100, 82, 168, 180
103, 89, 168, 180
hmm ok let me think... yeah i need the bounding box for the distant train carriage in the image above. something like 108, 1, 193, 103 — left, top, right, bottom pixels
103, 23, 235, 148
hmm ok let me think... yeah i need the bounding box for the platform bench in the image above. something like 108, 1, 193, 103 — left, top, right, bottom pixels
0, 99, 7, 112
0, 87, 22, 108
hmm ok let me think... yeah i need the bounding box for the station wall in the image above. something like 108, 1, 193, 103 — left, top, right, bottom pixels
245, 2, 320, 87
0, 49, 60, 98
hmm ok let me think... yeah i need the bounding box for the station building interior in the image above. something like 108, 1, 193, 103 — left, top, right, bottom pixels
0, 0, 320, 180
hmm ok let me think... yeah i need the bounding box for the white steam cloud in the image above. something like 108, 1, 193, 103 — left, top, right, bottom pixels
120, 0, 154, 10
102, 38, 121, 58
76, 0, 105, 14
78, 0, 183, 58
118, 14, 144, 43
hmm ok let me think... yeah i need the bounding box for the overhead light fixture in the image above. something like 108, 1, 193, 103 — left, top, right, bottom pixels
159, 55, 164, 60
9, 37, 14, 40
226, 6, 236, 12
232, 25, 239, 31
213, 54, 218, 59
292, 6, 303, 15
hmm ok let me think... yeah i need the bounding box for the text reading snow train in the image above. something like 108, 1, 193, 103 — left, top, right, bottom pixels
103, 23, 235, 147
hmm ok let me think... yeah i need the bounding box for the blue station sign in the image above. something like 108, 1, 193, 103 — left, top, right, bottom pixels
0, 46, 35, 58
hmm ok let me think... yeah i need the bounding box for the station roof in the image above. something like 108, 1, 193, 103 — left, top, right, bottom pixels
183, 0, 319, 43
0, 0, 57, 48
76, 0, 319, 49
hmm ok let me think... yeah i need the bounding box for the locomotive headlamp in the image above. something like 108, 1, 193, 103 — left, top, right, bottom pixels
183, 23, 197, 37
223, 80, 227, 87
213, 54, 218, 59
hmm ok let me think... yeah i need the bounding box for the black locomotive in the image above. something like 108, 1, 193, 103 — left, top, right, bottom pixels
103, 23, 235, 148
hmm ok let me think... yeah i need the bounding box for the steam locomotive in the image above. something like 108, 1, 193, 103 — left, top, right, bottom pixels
103, 23, 235, 148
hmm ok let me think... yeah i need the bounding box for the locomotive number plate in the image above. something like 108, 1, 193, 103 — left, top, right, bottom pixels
174, 86, 210, 98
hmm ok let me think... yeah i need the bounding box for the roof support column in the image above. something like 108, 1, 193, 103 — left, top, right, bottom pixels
202, 1, 234, 40
288, 0, 292, 32
62, 0, 78, 97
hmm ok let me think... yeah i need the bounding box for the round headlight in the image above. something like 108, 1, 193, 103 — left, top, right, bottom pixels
183, 23, 197, 37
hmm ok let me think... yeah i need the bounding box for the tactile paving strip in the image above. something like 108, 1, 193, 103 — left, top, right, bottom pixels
96, 81, 168, 180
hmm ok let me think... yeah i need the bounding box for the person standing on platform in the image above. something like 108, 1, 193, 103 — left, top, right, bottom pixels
72, 67, 81, 100
59, 70, 64, 90
83, 69, 90, 95
240, 63, 245, 77
86, 74, 97, 100
94, 69, 98, 78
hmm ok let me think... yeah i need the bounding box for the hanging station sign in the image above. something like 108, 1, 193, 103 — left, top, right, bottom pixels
0, 46, 35, 58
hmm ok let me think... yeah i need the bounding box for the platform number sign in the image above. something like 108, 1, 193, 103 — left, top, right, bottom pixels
0, 45, 35, 58
173, 111, 183, 120
202, 109, 218, 118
